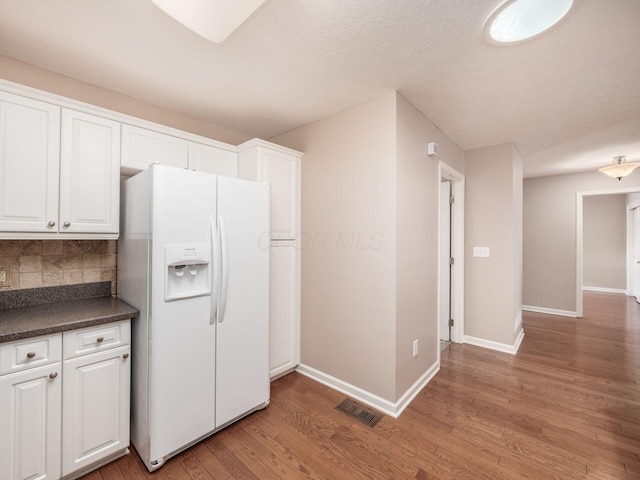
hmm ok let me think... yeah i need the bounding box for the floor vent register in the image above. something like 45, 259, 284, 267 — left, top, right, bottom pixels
335, 398, 384, 428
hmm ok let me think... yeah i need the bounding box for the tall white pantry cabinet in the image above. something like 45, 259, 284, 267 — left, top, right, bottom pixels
239, 139, 302, 379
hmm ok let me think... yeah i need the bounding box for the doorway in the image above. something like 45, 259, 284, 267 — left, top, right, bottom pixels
576, 188, 640, 316
627, 199, 640, 301
438, 162, 464, 350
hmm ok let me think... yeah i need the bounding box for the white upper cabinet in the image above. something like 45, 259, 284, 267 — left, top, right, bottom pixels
0, 91, 61, 233
238, 139, 302, 240
188, 142, 238, 177
0, 90, 121, 239
60, 109, 120, 234
122, 129, 238, 178
121, 124, 188, 173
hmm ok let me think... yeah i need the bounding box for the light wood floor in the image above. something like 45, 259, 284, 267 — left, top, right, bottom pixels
84, 292, 640, 479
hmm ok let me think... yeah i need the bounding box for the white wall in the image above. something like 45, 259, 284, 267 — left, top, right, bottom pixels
271, 93, 398, 400
513, 148, 523, 330
271, 92, 464, 404
583, 195, 626, 290
464, 143, 522, 348
523, 170, 640, 312
395, 94, 464, 396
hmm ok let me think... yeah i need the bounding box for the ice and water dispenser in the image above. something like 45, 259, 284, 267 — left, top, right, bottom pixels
164, 245, 211, 301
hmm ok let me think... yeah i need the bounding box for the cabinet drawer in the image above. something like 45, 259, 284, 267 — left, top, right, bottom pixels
0, 334, 62, 375
63, 320, 131, 360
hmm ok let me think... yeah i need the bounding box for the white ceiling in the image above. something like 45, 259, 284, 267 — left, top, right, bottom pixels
0, 0, 638, 177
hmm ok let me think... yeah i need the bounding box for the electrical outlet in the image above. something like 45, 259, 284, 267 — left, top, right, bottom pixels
412, 339, 419, 357
0, 266, 10, 287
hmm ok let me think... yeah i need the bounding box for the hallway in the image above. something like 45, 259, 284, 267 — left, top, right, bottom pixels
85, 292, 640, 479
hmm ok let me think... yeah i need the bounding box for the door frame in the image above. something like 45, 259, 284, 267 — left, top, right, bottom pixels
438, 162, 465, 347
626, 198, 640, 299
576, 187, 640, 317
438, 179, 452, 342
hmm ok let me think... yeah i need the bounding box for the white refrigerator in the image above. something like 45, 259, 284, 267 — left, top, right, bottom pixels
117, 164, 270, 471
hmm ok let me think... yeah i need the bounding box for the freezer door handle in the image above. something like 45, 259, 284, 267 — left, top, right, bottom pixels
218, 215, 230, 323
210, 215, 221, 325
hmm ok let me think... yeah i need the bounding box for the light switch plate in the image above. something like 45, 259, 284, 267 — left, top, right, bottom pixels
473, 246, 490, 258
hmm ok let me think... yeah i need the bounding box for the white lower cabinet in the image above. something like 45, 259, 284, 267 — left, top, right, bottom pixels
0, 362, 62, 480
0, 319, 131, 480
270, 241, 300, 379
62, 345, 130, 477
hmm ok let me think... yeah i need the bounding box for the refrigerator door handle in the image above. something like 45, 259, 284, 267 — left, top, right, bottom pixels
218, 215, 230, 323
210, 215, 221, 325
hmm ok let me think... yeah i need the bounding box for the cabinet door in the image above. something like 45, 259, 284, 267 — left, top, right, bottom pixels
121, 124, 188, 173
189, 142, 238, 177
0, 91, 60, 233
269, 241, 300, 379
60, 109, 121, 234
0, 363, 62, 480
259, 148, 299, 240
62, 345, 130, 476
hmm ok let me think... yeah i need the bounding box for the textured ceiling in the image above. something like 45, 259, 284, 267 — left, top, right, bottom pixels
0, 0, 638, 177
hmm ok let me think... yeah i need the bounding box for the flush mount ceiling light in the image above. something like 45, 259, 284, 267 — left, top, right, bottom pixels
151, 0, 266, 43
483, 0, 574, 45
599, 156, 640, 181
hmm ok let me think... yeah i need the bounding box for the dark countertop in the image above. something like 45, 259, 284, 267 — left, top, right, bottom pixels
0, 296, 138, 343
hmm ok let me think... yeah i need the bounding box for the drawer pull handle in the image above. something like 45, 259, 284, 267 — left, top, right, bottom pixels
123, 353, 129, 359
26, 352, 36, 359
96, 337, 104, 343
63, 221, 71, 227
47, 221, 56, 227
49, 372, 58, 379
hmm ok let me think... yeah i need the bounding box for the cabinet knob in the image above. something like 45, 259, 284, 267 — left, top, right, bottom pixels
96, 337, 104, 343
63, 221, 71, 227
123, 353, 129, 359
49, 372, 58, 379
47, 221, 56, 227
26, 351, 36, 359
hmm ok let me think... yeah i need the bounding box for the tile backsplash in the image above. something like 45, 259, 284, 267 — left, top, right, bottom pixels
0, 240, 117, 294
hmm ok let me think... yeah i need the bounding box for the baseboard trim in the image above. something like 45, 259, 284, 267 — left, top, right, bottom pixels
394, 361, 441, 417
514, 310, 523, 333
582, 286, 627, 295
513, 328, 525, 353
295, 361, 440, 419
464, 331, 525, 355
522, 305, 577, 318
